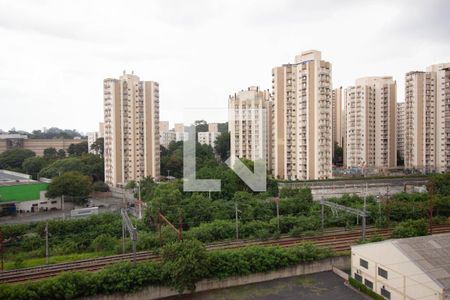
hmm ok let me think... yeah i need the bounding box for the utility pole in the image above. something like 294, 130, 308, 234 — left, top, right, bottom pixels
362, 183, 367, 241
45, 221, 49, 264
138, 182, 142, 220
320, 196, 324, 231
235, 202, 239, 240
276, 198, 280, 232
122, 222, 125, 253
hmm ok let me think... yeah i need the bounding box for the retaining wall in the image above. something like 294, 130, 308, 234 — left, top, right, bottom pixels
84, 255, 350, 300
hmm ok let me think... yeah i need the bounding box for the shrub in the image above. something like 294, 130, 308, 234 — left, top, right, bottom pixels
392, 219, 428, 238
289, 226, 304, 237
185, 220, 235, 242
91, 234, 117, 252
92, 181, 110, 192
160, 239, 208, 293
0, 242, 335, 299
349, 277, 384, 300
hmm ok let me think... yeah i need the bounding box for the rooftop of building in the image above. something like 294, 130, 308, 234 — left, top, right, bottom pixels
0, 170, 32, 183
395, 233, 450, 291
0, 182, 49, 203
352, 233, 450, 291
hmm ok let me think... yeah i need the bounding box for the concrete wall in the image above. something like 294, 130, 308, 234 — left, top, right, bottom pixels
15, 191, 61, 213
84, 256, 350, 300
279, 177, 428, 200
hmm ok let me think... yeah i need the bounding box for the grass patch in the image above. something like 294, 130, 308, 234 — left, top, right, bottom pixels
0, 183, 49, 202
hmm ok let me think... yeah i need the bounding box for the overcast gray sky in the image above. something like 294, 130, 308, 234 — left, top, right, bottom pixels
0, 0, 448, 133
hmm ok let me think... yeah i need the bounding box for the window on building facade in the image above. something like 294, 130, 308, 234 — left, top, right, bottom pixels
378, 267, 388, 279
360, 258, 369, 269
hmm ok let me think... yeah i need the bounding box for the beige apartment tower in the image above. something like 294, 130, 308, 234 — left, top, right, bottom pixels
103, 72, 160, 187
397, 102, 405, 164
345, 77, 397, 171
271, 50, 332, 180
332, 87, 344, 150
404, 63, 450, 173
228, 86, 272, 169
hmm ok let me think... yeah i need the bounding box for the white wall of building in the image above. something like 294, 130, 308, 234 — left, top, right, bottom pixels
351, 242, 444, 300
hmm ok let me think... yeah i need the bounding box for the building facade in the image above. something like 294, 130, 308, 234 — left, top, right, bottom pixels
197, 131, 221, 147
228, 86, 272, 169
345, 76, 397, 171
404, 63, 450, 173
351, 234, 450, 300
396, 102, 405, 165
332, 87, 344, 149
271, 50, 332, 180
103, 72, 160, 187
0, 137, 86, 156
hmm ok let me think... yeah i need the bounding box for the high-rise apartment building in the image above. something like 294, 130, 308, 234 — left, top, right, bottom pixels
404, 63, 450, 173
103, 72, 160, 187
208, 123, 219, 133
332, 87, 344, 150
159, 121, 169, 133
228, 86, 272, 169
271, 50, 332, 180
345, 77, 396, 171
174, 123, 187, 142
397, 102, 405, 164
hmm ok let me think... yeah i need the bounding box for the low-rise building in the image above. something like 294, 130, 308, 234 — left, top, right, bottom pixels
0, 137, 87, 156
351, 234, 450, 300
0, 170, 60, 215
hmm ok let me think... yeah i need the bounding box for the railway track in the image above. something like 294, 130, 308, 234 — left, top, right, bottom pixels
1, 223, 450, 284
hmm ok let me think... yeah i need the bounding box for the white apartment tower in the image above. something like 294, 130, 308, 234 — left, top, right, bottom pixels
404, 63, 450, 173
229, 86, 272, 169
345, 77, 397, 171
271, 50, 332, 180
397, 102, 405, 164
332, 87, 344, 150
103, 72, 160, 187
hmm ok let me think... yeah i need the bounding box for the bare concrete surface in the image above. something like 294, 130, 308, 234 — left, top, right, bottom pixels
163, 272, 365, 300
0, 196, 124, 224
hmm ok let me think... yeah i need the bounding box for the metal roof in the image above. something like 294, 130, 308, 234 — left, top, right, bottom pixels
394, 233, 450, 291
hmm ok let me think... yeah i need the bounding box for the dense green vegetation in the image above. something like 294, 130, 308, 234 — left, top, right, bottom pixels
5, 127, 85, 140
0, 241, 334, 299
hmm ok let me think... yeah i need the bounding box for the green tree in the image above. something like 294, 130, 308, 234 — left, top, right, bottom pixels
92, 181, 110, 192
161, 239, 208, 292
0, 149, 35, 171
39, 157, 86, 178
80, 153, 104, 181
57, 149, 66, 158
67, 141, 88, 156
214, 131, 230, 162
43, 147, 58, 160
430, 172, 450, 196
46, 171, 92, 205
194, 120, 208, 132
392, 219, 428, 238
90, 137, 104, 157
22, 156, 48, 179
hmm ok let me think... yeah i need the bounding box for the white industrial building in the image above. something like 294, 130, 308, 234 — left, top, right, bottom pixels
351, 234, 450, 300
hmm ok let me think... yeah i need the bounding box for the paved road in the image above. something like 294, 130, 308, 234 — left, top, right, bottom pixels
165, 272, 367, 300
